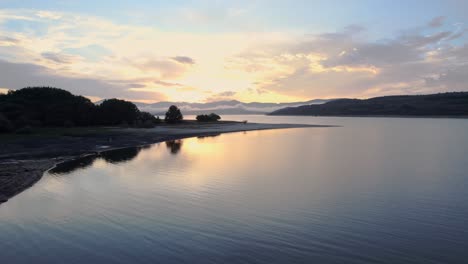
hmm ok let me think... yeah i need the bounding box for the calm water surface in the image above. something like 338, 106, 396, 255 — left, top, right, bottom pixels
1, 116, 468, 263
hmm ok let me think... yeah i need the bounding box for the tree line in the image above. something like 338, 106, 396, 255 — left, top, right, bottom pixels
0, 87, 222, 133
0, 87, 159, 132
196, 113, 221, 122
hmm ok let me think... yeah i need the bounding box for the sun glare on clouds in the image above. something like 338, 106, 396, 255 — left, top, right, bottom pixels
0, 5, 466, 103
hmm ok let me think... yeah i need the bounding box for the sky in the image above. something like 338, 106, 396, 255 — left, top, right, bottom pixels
0, 0, 467, 103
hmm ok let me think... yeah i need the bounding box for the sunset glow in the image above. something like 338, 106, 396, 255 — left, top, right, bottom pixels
0, 1, 467, 103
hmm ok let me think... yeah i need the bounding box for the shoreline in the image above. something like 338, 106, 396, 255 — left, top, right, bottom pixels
0, 121, 333, 204
268, 114, 468, 119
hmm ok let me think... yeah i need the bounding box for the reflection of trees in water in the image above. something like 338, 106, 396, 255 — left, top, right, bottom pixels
50, 154, 98, 174
50, 147, 143, 175
140, 145, 152, 150
165, 140, 183, 154
101, 147, 141, 164
50, 141, 186, 175
197, 133, 220, 139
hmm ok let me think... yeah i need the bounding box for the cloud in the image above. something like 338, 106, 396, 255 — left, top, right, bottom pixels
0, 59, 166, 102
154, 80, 182, 87
41, 52, 79, 64
229, 19, 468, 99
0, 8, 466, 103
204, 91, 237, 102
132, 58, 192, 79
127, 83, 146, 88
0, 8, 298, 102
0, 10, 37, 22
428, 16, 445, 28
218, 91, 236, 97
171, 56, 195, 65
36, 11, 62, 20
0, 36, 20, 46
425, 64, 468, 91
176, 86, 198, 92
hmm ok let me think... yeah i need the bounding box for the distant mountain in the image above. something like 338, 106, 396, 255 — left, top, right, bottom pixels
269, 92, 468, 117
133, 99, 331, 115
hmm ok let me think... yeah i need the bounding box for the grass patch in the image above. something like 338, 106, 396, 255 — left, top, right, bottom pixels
0, 126, 118, 142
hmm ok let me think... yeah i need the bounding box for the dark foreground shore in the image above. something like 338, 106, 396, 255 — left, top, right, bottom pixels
0, 121, 331, 203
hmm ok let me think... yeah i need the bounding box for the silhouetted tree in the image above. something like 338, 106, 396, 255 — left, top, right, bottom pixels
97, 99, 140, 125
0, 113, 13, 133
136, 111, 160, 128
165, 105, 183, 123
0, 87, 96, 128
0, 87, 167, 132
196, 113, 221, 122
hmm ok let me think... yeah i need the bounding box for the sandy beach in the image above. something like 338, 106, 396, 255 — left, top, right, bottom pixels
0, 121, 331, 203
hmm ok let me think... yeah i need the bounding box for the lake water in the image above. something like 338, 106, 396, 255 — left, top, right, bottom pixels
1, 116, 468, 264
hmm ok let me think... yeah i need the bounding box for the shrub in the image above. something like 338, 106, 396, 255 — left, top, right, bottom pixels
0, 87, 96, 127
119, 121, 129, 128
165, 105, 183, 123
64, 120, 75, 128
97, 99, 140, 125
0, 87, 162, 132
0, 113, 13, 133
139, 112, 158, 123
136, 112, 160, 128
196, 113, 221, 122
141, 120, 156, 128
15, 125, 33, 134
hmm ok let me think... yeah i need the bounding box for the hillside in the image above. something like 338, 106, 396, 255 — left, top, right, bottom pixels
269, 92, 468, 117
133, 99, 331, 115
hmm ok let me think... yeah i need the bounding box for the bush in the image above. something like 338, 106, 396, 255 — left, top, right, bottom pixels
15, 115, 38, 128
15, 125, 33, 134
139, 112, 158, 123
196, 113, 221, 122
0, 87, 96, 127
136, 112, 160, 128
64, 120, 75, 128
119, 121, 129, 128
0, 113, 13, 133
165, 105, 183, 123
140, 120, 156, 128
97, 99, 140, 125
0, 87, 162, 132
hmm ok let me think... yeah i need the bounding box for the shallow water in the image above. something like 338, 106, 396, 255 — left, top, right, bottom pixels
1, 116, 468, 263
